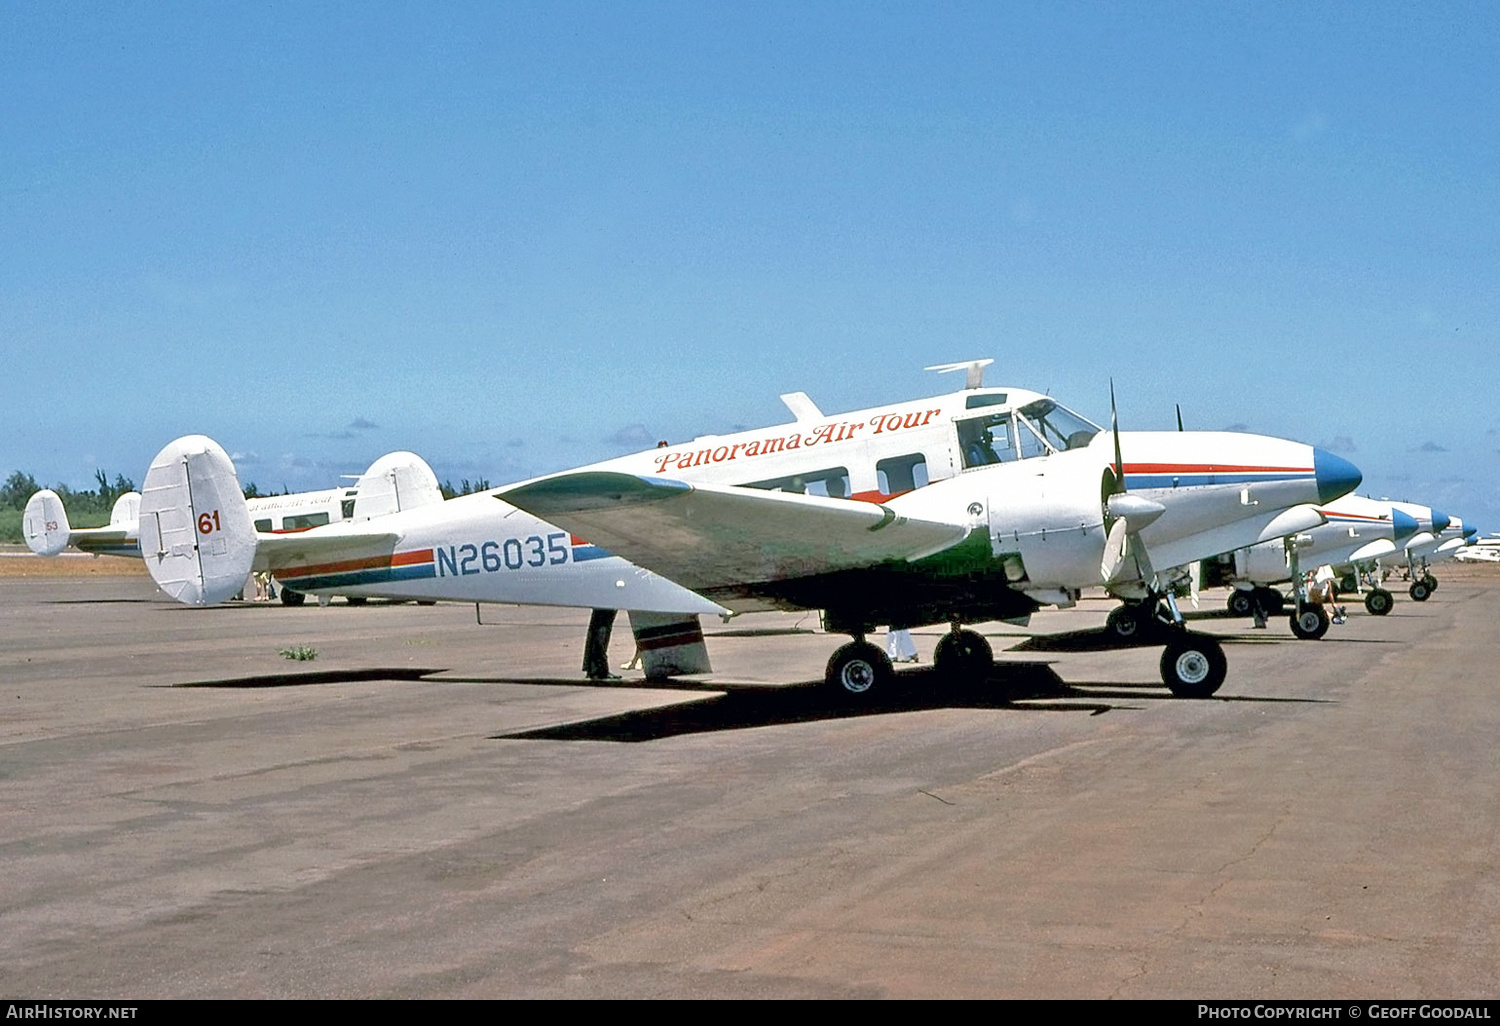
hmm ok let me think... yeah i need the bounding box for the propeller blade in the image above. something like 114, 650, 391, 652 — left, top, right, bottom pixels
1101, 517, 1131, 583
1109, 379, 1125, 496
1176, 404, 1184, 432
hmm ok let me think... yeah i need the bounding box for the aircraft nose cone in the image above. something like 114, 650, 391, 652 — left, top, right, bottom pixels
1391, 507, 1420, 542
1431, 509, 1452, 533
1465, 525, 1478, 538
1313, 448, 1362, 503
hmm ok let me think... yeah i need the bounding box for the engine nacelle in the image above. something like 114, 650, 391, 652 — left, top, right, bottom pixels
984, 455, 1107, 588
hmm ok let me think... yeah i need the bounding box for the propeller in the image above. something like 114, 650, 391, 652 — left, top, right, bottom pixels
1100, 380, 1167, 588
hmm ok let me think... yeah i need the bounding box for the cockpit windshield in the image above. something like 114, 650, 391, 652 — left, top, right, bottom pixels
957, 399, 1100, 469
1015, 399, 1100, 453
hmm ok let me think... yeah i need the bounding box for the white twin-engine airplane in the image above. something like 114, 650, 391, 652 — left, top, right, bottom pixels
133, 363, 1361, 698
1200, 493, 1454, 634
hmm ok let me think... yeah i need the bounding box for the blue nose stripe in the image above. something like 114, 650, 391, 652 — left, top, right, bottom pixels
1465, 525, 1478, 538
1431, 509, 1451, 533
1391, 508, 1419, 542
1313, 449, 1362, 503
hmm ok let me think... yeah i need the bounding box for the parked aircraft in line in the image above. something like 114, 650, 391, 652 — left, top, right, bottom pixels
23, 451, 447, 604
1199, 493, 1440, 636
489, 363, 1359, 697
129, 363, 1360, 696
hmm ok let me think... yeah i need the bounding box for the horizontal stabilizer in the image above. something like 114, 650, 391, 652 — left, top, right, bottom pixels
500, 472, 970, 593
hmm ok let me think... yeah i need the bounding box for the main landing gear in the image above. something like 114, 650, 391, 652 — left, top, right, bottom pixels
825, 639, 892, 697
1225, 587, 1285, 619
1364, 588, 1394, 616
1409, 578, 1434, 602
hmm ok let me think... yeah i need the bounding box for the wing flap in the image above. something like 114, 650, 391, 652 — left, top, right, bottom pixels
500, 472, 970, 591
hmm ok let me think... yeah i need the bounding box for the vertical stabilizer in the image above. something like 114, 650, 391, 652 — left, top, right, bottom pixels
351, 452, 444, 519
139, 436, 257, 606
22, 489, 71, 556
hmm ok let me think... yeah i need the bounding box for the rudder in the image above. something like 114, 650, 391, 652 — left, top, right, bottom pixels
138, 436, 256, 605
22, 489, 71, 556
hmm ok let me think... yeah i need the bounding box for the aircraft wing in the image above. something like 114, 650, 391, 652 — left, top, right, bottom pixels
500, 472, 971, 592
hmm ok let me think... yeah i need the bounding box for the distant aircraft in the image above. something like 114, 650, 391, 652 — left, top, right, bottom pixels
23, 450, 446, 603
1454, 533, 1500, 563
1199, 493, 1438, 635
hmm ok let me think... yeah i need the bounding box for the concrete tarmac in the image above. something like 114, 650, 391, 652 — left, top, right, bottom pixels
1, 567, 1497, 998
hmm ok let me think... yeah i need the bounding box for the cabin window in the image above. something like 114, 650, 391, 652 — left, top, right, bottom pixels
744, 466, 851, 499
957, 414, 1018, 468
254, 519, 272, 532
876, 454, 929, 496
281, 512, 330, 530
341, 499, 356, 519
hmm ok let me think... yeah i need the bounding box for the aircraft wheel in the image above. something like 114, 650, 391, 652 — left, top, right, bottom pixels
1160, 635, 1226, 698
1226, 590, 1255, 617
1106, 603, 1153, 640
825, 641, 892, 698
1423, 574, 1438, 592
1339, 573, 1359, 594
1290, 605, 1330, 640
345, 596, 368, 606
1364, 588, 1394, 616
1253, 587, 1286, 615
1409, 580, 1432, 602
280, 588, 306, 607
933, 629, 993, 685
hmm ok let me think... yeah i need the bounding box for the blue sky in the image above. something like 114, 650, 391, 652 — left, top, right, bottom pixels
4, 1, 1497, 530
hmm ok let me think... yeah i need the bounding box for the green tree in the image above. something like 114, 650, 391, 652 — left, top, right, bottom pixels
2, 471, 40, 509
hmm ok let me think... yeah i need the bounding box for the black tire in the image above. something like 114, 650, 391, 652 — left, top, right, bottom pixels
1364, 588, 1394, 616
1106, 603, 1152, 640
1226, 590, 1255, 617
1409, 580, 1432, 602
825, 641, 892, 698
280, 588, 306, 607
1160, 635, 1227, 698
345, 596, 368, 606
1290, 605, 1330, 640
416, 600, 437, 606
1423, 574, 1438, 592
933, 629, 994, 685
1253, 587, 1286, 615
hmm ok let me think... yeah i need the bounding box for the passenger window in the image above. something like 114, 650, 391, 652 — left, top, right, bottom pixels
876, 454, 930, 496
744, 467, 851, 499
254, 519, 272, 532
281, 512, 331, 530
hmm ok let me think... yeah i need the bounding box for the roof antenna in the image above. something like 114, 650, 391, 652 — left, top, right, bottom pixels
925, 359, 994, 390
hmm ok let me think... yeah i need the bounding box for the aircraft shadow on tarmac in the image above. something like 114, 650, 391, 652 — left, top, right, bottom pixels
168, 668, 442, 688
489, 660, 1329, 743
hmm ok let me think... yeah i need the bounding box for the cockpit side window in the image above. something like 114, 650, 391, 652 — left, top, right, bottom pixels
957, 414, 1017, 469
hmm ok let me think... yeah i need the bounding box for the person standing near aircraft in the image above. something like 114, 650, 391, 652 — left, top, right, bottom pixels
583, 609, 620, 680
